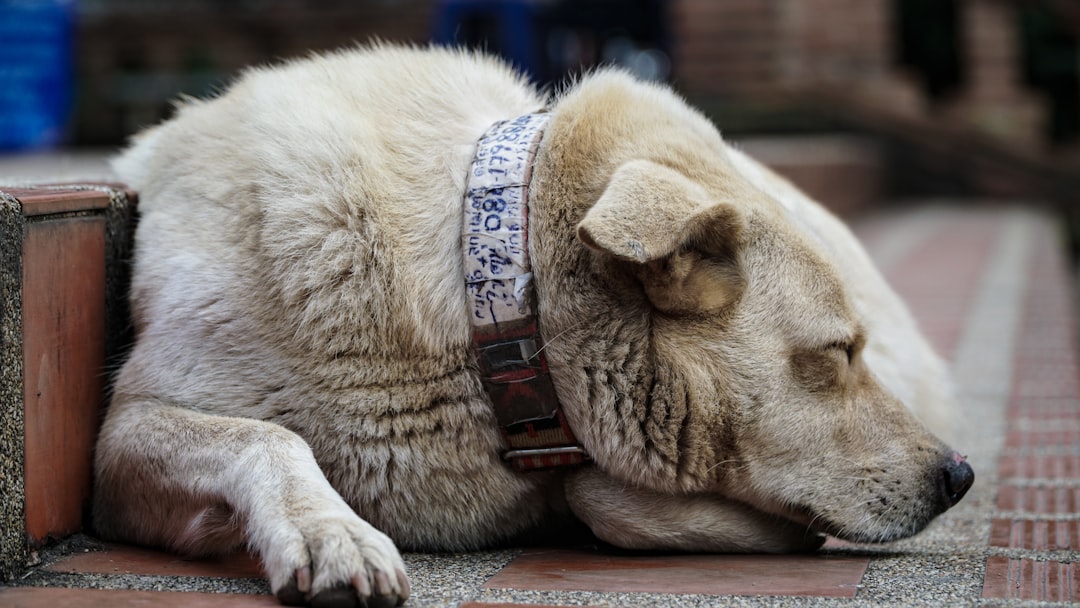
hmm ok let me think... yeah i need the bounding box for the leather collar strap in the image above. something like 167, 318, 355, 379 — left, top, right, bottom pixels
463, 113, 588, 472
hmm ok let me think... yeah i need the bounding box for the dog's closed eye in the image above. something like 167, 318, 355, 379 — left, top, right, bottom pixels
826, 329, 866, 365
824, 341, 856, 365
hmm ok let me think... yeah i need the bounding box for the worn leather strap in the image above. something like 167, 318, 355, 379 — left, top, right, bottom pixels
462, 113, 587, 472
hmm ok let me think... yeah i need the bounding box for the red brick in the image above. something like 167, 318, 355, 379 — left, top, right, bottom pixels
1007, 397, 1080, 420
996, 484, 1080, 513
6, 187, 111, 217
983, 556, 1080, 602
1005, 430, 1080, 449
46, 544, 263, 579
483, 549, 868, 598
1013, 379, 1080, 400
21, 202, 108, 542
0, 587, 276, 607
999, 453, 1080, 479
990, 518, 1080, 550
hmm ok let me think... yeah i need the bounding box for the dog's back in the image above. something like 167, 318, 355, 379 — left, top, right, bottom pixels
100, 46, 554, 556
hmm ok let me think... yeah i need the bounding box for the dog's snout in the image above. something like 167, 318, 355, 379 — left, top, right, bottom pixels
940, 451, 974, 507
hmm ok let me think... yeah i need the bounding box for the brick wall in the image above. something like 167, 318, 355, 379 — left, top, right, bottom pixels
670, 0, 778, 96
670, 0, 1065, 157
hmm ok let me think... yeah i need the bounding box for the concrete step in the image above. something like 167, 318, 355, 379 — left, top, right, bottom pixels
0, 185, 135, 574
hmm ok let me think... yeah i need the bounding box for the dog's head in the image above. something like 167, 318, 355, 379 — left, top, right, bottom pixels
532, 72, 973, 543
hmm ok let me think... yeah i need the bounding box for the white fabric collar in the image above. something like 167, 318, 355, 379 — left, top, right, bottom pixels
462, 113, 587, 471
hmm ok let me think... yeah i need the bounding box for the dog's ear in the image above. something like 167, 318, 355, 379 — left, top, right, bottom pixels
577, 160, 745, 314
578, 160, 720, 262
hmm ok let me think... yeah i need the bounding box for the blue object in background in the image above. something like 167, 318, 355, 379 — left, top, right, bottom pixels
433, 0, 539, 80
0, 0, 74, 151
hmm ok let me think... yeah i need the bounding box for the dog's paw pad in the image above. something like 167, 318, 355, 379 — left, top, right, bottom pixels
274, 578, 308, 604
275, 568, 310, 606
310, 585, 359, 608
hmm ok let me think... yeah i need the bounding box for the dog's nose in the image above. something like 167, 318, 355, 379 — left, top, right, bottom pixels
940, 451, 974, 507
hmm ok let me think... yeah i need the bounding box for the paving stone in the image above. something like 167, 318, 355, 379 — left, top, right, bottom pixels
483, 549, 869, 598
45, 544, 263, 579
1006, 397, 1080, 420
999, 452, 1080, 479
1005, 429, 1080, 449
0, 586, 277, 607
982, 556, 1080, 602
990, 518, 1080, 550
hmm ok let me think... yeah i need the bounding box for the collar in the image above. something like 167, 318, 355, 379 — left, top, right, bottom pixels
462, 112, 588, 472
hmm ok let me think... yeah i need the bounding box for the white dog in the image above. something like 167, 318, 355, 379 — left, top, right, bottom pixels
95, 45, 973, 607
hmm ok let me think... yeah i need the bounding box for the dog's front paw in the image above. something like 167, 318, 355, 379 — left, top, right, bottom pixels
262, 508, 409, 608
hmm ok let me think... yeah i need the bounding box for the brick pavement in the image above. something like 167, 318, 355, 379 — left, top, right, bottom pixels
1, 201, 1077, 607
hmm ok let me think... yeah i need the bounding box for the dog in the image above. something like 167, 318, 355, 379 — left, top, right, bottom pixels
95, 44, 974, 607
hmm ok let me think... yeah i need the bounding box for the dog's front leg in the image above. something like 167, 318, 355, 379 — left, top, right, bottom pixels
564, 467, 823, 553
94, 401, 408, 607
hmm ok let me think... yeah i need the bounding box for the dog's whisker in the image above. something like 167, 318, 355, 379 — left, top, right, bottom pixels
530, 319, 590, 360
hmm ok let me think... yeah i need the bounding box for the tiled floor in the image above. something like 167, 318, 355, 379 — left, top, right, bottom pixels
979, 211, 1080, 604
1, 201, 1077, 607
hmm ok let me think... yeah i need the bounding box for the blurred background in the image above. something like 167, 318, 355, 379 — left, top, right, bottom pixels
1, 0, 1078, 235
